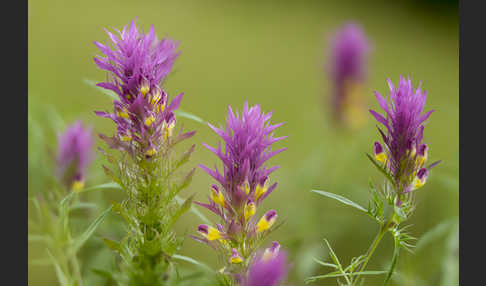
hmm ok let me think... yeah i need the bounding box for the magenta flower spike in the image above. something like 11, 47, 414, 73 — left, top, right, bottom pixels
370, 76, 437, 199
194, 102, 287, 284
93, 19, 187, 158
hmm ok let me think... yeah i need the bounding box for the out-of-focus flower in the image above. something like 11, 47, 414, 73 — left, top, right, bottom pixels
245, 241, 288, 286
327, 22, 371, 128
94, 19, 184, 158
57, 121, 94, 191
370, 76, 435, 199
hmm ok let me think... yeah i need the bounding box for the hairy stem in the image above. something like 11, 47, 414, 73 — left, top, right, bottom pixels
351, 212, 397, 286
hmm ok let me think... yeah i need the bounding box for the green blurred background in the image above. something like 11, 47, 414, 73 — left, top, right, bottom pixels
28, 0, 458, 285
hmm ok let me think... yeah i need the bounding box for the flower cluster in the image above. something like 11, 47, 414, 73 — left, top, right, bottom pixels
370, 76, 435, 202
56, 121, 94, 191
194, 102, 287, 283
328, 23, 370, 127
94, 19, 183, 158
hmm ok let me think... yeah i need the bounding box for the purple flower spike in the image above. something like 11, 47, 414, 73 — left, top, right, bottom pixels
245, 243, 288, 286
57, 121, 94, 190
194, 102, 287, 284
94, 19, 188, 158
328, 22, 371, 125
370, 76, 435, 195
94, 19, 179, 102
199, 102, 287, 209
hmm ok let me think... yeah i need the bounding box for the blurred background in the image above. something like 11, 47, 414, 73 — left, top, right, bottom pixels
28, 0, 458, 285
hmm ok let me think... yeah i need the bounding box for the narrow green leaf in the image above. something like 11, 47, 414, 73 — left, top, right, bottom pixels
46, 250, 70, 286
312, 190, 367, 212
69, 202, 98, 211
312, 257, 338, 269
71, 205, 112, 254
83, 78, 118, 100
80, 182, 122, 192
323, 239, 342, 268
175, 195, 211, 224
168, 194, 195, 228
173, 254, 214, 273
103, 238, 121, 253
174, 109, 206, 124
306, 270, 387, 283
366, 153, 396, 187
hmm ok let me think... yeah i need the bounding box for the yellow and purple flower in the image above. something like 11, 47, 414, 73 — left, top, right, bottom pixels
93, 20, 193, 158
370, 76, 436, 198
57, 121, 94, 191
194, 102, 287, 284
328, 22, 371, 127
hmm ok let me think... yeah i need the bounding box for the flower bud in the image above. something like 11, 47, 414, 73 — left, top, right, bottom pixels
412, 168, 429, 190
244, 200, 256, 221
210, 185, 225, 207
230, 248, 243, 264
256, 210, 277, 233
373, 141, 387, 163
416, 144, 428, 166
198, 224, 223, 241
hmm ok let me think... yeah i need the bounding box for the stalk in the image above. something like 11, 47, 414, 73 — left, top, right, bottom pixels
351, 212, 397, 286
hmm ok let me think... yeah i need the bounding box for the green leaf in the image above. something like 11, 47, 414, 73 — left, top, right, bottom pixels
312, 190, 367, 212
366, 153, 396, 187
83, 78, 118, 100
80, 181, 122, 192
175, 195, 211, 224
173, 254, 214, 273
174, 109, 206, 124
103, 238, 121, 253
312, 257, 338, 269
46, 250, 70, 286
60, 182, 121, 208
69, 202, 98, 211
71, 205, 112, 254
323, 239, 342, 269
169, 194, 195, 228
306, 270, 387, 283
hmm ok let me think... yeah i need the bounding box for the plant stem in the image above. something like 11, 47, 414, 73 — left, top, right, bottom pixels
70, 254, 84, 286
351, 213, 397, 286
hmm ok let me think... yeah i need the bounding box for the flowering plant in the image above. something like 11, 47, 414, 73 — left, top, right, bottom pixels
93, 20, 196, 285
193, 102, 288, 286
308, 76, 440, 285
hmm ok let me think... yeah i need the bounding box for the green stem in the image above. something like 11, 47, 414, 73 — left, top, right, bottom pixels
70, 254, 84, 286
351, 213, 397, 286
